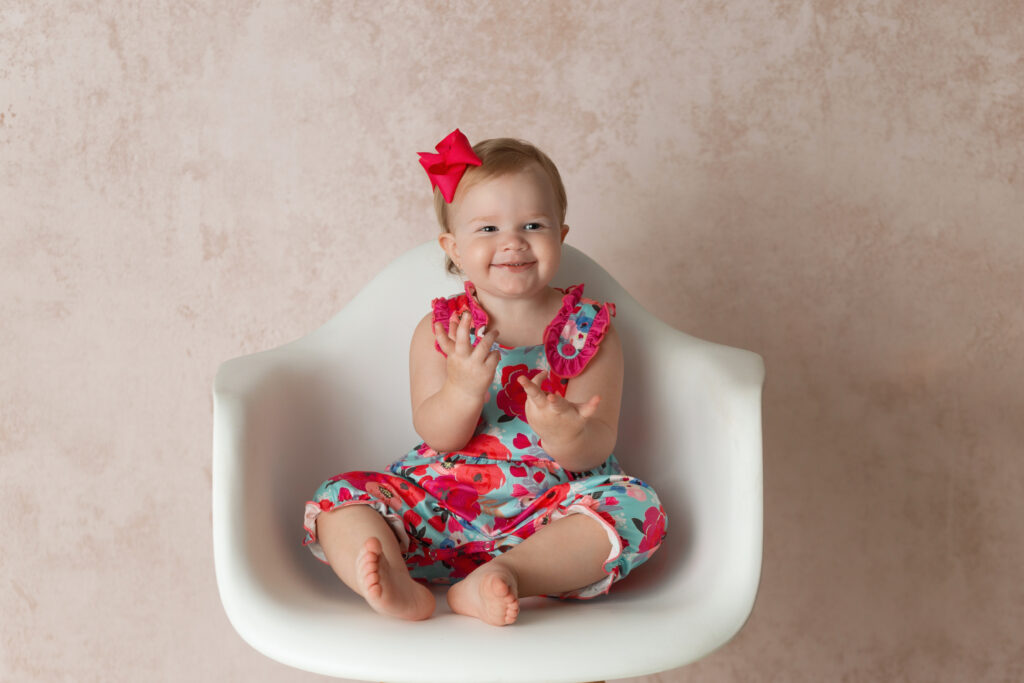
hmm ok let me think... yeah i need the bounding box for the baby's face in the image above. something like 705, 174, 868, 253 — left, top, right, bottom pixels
441, 164, 569, 301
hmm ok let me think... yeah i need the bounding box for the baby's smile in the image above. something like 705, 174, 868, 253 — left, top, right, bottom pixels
492, 260, 537, 271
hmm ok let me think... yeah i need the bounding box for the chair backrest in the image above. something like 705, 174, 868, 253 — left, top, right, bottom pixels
214, 239, 764, 681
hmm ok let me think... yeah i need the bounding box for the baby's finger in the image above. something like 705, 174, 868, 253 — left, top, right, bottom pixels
576, 394, 602, 420
454, 313, 472, 354
433, 322, 454, 354
545, 392, 571, 414
517, 374, 547, 406
485, 349, 501, 373
528, 369, 550, 388
472, 327, 500, 359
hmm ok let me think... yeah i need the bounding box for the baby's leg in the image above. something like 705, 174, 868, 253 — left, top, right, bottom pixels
317, 505, 435, 620
446, 514, 610, 626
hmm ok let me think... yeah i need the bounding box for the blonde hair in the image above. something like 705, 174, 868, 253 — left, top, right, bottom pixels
433, 137, 567, 275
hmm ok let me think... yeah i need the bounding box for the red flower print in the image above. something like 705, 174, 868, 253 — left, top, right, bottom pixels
536, 484, 569, 510
510, 526, 531, 540
496, 364, 542, 421
596, 508, 617, 531
403, 509, 422, 527
455, 463, 507, 495
447, 552, 486, 579
638, 506, 667, 553
341, 471, 394, 491
394, 480, 427, 506
406, 552, 435, 568
512, 433, 532, 449
509, 464, 527, 477
460, 433, 511, 460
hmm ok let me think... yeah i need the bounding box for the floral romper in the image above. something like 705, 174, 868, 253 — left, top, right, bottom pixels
303, 282, 667, 598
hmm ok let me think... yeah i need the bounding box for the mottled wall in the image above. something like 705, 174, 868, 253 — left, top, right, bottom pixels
2, 1, 1022, 681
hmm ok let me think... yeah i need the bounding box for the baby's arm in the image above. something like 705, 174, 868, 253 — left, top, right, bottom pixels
518, 323, 623, 472
410, 311, 500, 453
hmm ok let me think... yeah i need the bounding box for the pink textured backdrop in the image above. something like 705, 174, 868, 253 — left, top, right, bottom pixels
2, 1, 1022, 681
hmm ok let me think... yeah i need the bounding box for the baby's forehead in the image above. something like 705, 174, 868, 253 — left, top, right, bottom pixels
467, 160, 545, 186
460, 163, 554, 201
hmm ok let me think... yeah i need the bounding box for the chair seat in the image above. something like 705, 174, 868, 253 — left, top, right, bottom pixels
212, 240, 764, 682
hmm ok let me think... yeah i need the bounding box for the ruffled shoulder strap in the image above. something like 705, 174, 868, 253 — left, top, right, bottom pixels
430, 281, 490, 356
543, 283, 616, 381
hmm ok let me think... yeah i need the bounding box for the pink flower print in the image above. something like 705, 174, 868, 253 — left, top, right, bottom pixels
512, 484, 532, 497
510, 432, 553, 461
626, 486, 648, 501
442, 484, 482, 520
496, 364, 542, 421
519, 453, 562, 473
637, 506, 667, 553
365, 482, 403, 511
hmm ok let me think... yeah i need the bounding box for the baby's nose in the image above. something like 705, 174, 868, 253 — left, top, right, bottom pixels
501, 233, 528, 249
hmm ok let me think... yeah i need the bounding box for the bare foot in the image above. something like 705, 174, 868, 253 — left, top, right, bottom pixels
446, 561, 520, 626
355, 537, 435, 620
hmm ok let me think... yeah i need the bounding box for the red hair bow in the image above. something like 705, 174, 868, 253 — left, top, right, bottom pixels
418, 129, 482, 203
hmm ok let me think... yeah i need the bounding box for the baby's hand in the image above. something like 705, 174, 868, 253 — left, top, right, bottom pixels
517, 370, 601, 449
434, 313, 500, 403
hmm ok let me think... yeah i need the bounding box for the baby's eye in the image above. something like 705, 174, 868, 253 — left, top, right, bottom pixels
479, 225, 498, 233
523, 222, 544, 231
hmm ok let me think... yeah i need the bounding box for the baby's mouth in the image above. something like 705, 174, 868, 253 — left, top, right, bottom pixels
493, 261, 536, 271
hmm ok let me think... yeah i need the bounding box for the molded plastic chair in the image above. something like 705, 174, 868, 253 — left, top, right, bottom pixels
212, 240, 764, 683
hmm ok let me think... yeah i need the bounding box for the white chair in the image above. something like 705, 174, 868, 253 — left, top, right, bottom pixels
212, 240, 764, 683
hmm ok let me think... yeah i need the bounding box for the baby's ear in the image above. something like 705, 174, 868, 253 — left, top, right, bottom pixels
438, 232, 458, 261
560, 225, 570, 243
